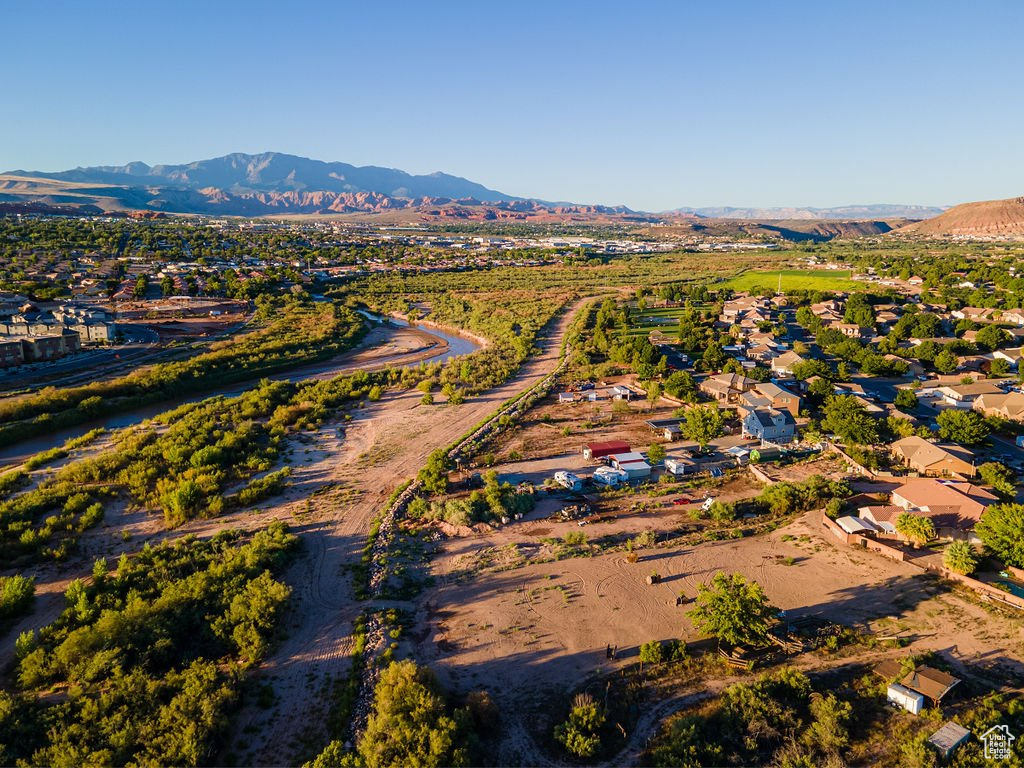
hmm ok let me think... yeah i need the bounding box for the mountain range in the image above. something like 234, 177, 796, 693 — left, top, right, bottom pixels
12, 152, 521, 202
0, 152, 644, 221
0, 151, 950, 226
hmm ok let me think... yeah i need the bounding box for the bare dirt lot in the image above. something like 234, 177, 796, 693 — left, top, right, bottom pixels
410, 507, 1024, 765
147, 313, 250, 340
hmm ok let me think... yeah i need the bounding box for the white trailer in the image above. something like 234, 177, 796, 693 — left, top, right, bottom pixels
887, 683, 924, 715
553, 471, 584, 492
664, 456, 696, 476
592, 466, 629, 487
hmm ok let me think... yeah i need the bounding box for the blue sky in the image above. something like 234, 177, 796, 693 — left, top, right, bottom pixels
2, 0, 1022, 210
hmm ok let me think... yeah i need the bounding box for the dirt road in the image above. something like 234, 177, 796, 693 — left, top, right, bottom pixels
226, 302, 582, 766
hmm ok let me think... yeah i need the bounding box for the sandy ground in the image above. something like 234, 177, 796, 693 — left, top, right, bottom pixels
409, 507, 1024, 766
0, 311, 537, 759
214, 302, 583, 765
148, 314, 249, 339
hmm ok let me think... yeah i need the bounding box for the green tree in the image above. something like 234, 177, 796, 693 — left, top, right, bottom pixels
357, 660, 469, 768
663, 370, 696, 402
701, 341, 726, 372
843, 294, 875, 328
978, 461, 1015, 499
894, 389, 918, 411
0, 575, 35, 625
934, 348, 959, 374
418, 450, 451, 495
808, 377, 834, 399
895, 512, 935, 547
820, 396, 878, 445
886, 415, 915, 439
647, 443, 667, 465
639, 640, 664, 666
936, 408, 990, 445
683, 405, 724, 451
990, 358, 1012, 376
646, 381, 662, 411
975, 503, 1024, 568
791, 359, 833, 381
943, 540, 978, 575
976, 324, 1011, 351
553, 693, 605, 758
302, 741, 359, 768
688, 572, 776, 648
709, 500, 737, 522
803, 692, 852, 759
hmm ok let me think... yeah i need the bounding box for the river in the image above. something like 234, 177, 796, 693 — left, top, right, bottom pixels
0, 315, 479, 465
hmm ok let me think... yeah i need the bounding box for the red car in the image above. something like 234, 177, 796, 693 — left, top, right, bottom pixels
671, 496, 694, 506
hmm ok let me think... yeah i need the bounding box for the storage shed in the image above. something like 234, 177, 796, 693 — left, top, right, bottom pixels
618, 460, 652, 480
609, 451, 646, 468
927, 722, 970, 759
583, 441, 630, 461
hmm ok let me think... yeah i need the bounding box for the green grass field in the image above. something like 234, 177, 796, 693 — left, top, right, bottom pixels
621, 304, 709, 338
720, 268, 859, 293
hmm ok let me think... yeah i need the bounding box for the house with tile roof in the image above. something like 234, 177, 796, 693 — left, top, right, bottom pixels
889, 436, 976, 479
890, 478, 996, 540
973, 390, 1024, 422
770, 350, 805, 378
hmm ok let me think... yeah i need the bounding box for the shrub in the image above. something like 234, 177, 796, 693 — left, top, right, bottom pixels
554, 693, 605, 758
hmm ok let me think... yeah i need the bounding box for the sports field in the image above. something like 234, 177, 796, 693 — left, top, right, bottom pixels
720, 268, 858, 292
621, 304, 705, 338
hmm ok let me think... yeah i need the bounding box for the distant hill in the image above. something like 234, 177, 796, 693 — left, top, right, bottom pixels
898, 196, 1024, 238
648, 217, 900, 242
9, 152, 522, 203
668, 204, 946, 220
